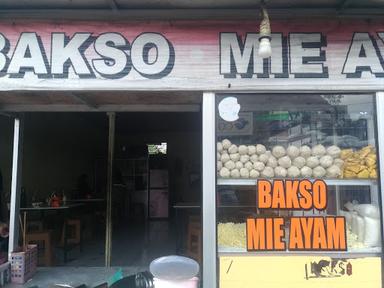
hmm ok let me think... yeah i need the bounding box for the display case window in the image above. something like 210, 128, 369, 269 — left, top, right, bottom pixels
216, 94, 381, 255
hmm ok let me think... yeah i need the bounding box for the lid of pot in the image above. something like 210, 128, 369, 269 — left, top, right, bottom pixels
149, 255, 199, 281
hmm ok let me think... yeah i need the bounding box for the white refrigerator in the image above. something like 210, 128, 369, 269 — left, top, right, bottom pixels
148, 169, 169, 218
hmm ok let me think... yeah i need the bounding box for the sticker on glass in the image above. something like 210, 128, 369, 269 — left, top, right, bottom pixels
218, 97, 241, 122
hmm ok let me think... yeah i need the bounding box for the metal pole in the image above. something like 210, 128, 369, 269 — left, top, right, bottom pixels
105, 112, 115, 267
375, 92, 384, 245
202, 92, 217, 288
8, 117, 24, 256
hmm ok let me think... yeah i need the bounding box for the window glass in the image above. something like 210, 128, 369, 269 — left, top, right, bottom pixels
216, 94, 381, 254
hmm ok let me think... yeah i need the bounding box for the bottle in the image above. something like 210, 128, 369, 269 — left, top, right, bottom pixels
62, 189, 67, 205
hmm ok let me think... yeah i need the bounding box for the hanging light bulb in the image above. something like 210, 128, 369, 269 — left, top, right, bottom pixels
258, 1, 272, 59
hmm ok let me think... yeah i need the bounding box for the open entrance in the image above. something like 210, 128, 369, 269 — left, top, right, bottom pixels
0, 92, 203, 285
111, 112, 202, 267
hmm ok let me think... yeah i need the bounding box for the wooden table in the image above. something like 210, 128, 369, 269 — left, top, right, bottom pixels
67, 198, 105, 203
20, 203, 84, 263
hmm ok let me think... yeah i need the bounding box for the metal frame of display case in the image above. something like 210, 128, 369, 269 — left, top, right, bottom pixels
202, 91, 384, 288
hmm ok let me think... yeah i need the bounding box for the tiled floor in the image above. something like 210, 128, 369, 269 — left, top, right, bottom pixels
7, 267, 146, 288
62, 220, 178, 267
7, 221, 179, 287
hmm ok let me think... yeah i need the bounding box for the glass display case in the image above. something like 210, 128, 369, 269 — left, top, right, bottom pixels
216, 94, 381, 256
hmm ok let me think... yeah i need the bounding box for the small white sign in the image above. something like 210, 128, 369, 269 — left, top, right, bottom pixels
218, 97, 241, 122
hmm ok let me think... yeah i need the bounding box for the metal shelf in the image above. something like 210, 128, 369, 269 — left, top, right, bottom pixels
218, 250, 382, 258
217, 178, 377, 186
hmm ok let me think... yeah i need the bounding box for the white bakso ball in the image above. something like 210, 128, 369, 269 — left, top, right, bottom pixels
224, 160, 236, 170
220, 167, 230, 178
256, 144, 267, 155
306, 156, 320, 168
287, 166, 301, 178
235, 161, 243, 169
240, 168, 250, 178
333, 158, 344, 168
300, 166, 313, 178
230, 169, 240, 178
244, 162, 253, 170
238, 145, 249, 155
230, 153, 240, 162
327, 145, 341, 158
287, 146, 300, 159
261, 167, 275, 178
250, 154, 259, 163
222, 139, 231, 150
267, 156, 278, 168
253, 161, 266, 172
250, 169, 260, 178
259, 153, 269, 164
293, 156, 306, 169
248, 145, 257, 156
312, 144, 326, 157
326, 165, 342, 178
320, 155, 333, 168
221, 153, 230, 163
217, 161, 223, 171
228, 144, 238, 154
272, 145, 286, 158
275, 166, 287, 177
217, 142, 223, 153
240, 155, 250, 163
278, 156, 292, 169
300, 145, 312, 158
313, 166, 326, 178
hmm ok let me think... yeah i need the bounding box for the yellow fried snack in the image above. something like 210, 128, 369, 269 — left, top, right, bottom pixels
344, 170, 357, 178
357, 169, 370, 178
340, 149, 353, 160
369, 169, 377, 178
345, 164, 363, 174
358, 149, 371, 159
340, 146, 378, 179
365, 154, 377, 167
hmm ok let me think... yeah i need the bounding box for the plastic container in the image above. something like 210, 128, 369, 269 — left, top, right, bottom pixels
153, 277, 199, 288
10, 245, 37, 284
150, 256, 199, 288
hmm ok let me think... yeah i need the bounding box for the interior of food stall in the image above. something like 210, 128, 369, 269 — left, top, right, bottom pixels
0, 92, 203, 284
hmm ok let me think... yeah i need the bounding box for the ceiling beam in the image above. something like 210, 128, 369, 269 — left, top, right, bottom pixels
0, 111, 16, 117
338, 0, 353, 12
0, 104, 201, 112
105, 0, 119, 11
69, 93, 99, 110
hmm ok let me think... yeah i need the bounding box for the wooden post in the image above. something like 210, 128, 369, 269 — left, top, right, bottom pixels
8, 116, 24, 255
105, 112, 115, 267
